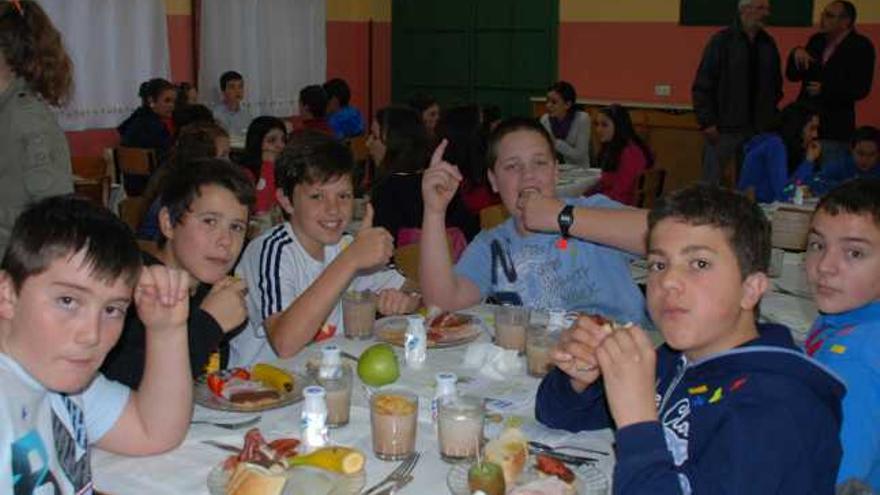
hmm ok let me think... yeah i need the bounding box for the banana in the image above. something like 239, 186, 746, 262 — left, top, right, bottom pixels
251, 363, 294, 393
288, 446, 365, 475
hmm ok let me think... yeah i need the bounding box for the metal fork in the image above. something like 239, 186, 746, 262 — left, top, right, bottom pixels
190, 416, 261, 430
362, 452, 420, 495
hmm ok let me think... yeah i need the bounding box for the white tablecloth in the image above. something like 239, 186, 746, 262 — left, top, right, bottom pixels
92, 306, 615, 495
557, 165, 601, 198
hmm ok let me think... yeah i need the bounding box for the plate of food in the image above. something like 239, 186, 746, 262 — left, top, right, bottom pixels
207, 428, 367, 495
447, 428, 608, 495
374, 311, 484, 348
196, 364, 307, 412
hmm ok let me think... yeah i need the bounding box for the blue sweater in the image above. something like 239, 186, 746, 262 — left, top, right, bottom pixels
738, 134, 812, 203
790, 154, 880, 197
807, 301, 880, 491
536, 324, 845, 494
328, 106, 364, 139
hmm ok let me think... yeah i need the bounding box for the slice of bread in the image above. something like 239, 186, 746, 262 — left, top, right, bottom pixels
227, 462, 286, 495
484, 428, 529, 487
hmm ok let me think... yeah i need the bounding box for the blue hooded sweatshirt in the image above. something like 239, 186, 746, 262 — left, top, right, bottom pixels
738, 133, 814, 203
536, 324, 845, 494
806, 301, 880, 491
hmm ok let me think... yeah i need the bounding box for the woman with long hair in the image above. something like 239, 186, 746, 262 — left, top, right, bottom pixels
437, 104, 499, 215
738, 102, 821, 203
591, 104, 654, 206
539, 81, 591, 166
369, 106, 477, 247
240, 116, 287, 215
0, 0, 75, 254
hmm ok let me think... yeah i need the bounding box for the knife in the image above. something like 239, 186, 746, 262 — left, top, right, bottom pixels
528, 444, 597, 466
202, 440, 242, 453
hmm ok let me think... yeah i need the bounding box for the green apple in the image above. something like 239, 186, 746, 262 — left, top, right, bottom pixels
357, 343, 400, 386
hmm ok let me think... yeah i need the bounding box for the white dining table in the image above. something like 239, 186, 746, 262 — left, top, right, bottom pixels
92, 306, 616, 495
557, 165, 601, 198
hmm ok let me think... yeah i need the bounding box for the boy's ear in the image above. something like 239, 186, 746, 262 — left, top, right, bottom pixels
158, 207, 175, 242
0, 271, 18, 320
276, 189, 295, 216
740, 271, 769, 311
487, 168, 499, 193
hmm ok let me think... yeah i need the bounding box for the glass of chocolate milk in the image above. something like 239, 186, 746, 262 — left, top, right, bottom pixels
437, 395, 484, 463
343, 290, 377, 339
318, 364, 352, 428
370, 390, 419, 460
526, 326, 557, 378
494, 305, 529, 353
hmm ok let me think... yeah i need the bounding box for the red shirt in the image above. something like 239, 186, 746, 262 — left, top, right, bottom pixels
596, 142, 649, 206
253, 160, 276, 214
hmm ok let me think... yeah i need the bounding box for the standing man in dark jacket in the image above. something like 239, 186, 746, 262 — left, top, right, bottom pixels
786, 1, 875, 165
692, 0, 783, 185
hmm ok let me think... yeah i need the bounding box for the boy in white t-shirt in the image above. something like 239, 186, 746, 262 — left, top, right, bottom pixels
0, 196, 193, 493
230, 132, 420, 366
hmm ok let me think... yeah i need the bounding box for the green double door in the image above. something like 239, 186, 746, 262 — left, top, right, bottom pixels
391, 0, 558, 118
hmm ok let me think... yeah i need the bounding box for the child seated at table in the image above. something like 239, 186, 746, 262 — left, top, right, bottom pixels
213, 70, 251, 138
535, 184, 844, 493
420, 117, 646, 324
102, 159, 254, 387
323, 78, 364, 139
0, 196, 193, 492
803, 178, 880, 491
791, 126, 880, 197
228, 131, 420, 366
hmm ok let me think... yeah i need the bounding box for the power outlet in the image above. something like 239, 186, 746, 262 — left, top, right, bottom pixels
654, 84, 672, 97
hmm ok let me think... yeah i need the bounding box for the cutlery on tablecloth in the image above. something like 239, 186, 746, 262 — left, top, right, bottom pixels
191, 415, 261, 430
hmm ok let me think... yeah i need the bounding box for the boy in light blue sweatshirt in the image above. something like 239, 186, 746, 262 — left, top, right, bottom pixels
803, 178, 880, 491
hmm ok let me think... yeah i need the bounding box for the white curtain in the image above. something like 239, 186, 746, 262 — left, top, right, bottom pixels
39, 0, 170, 131
199, 0, 326, 118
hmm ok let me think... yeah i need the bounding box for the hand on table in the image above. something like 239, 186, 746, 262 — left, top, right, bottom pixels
377, 288, 421, 315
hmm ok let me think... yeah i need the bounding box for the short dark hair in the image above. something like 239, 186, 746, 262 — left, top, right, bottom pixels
172, 104, 215, 134
548, 81, 577, 105
486, 117, 555, 171
834, 1, 857, 25
323, 78, 351, 107
647, 184, 771, 278
275, 131, 355, 197
408, 92, 437, 114
138, 78, 175, 108
158, 158, 256, 245
1, 196, 142, 291
172, 121, 229, 168
219, 71, 243, 91
816, 178, 880, 228
851, 125, 880, 149
299, 85, 329, 118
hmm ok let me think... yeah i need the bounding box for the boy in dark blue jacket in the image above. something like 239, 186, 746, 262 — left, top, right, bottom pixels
536, 184, 845, 494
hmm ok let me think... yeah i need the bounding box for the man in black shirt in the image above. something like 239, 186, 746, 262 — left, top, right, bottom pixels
786, 1, 876, 165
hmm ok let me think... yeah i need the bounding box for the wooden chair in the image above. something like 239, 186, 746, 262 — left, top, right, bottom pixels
635, 168, 667, 209
118, 196, 150, 233
114, 147, 158, 196
393, 232, 459, 286
479, 204, 509, 231
71, 155, 111, 207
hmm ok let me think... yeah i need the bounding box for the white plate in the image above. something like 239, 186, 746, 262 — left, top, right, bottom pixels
446, 458, 608, 495
207, 462, 365, 495
374, 314, 485, 348
194, 371, 308, 412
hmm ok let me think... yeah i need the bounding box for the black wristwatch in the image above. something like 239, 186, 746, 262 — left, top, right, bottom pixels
557, 204, 575, 237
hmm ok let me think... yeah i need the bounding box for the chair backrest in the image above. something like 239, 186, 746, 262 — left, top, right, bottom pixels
636, 168, 667, 209
114, 147, 158, 177
392, 231, 461, 285
118, 196, 150, 232
479, 204, 509, 231
71, 155, 112, 206
349, 135, 370, 164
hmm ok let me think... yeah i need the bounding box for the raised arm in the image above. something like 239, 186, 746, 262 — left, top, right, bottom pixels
420, 140, 482, 310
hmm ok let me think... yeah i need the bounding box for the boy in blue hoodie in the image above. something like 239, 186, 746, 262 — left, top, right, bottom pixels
804, 178, 880, 491
536, 184, 844, 494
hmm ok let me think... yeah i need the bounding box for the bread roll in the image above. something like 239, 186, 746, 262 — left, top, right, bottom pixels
484, 428, 528, 487
227, 463, 286, 495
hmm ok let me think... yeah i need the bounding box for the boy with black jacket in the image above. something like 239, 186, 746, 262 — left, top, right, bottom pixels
536, 185, 844, 494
